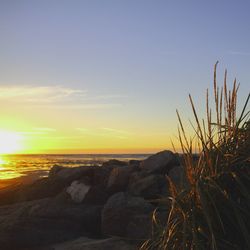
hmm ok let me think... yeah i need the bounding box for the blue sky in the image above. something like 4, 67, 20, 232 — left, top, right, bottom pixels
0, 0, 249, 153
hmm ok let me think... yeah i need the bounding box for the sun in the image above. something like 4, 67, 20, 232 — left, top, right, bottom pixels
0, 131, 23, 154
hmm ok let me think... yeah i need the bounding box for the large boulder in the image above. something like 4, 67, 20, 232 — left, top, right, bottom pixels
48, 165, 112, 187
128, 174, 170, 200
18, 177, 70, 201
0, 198, 102, 249
66, 181, 110, 205
101, 192, 154, 239
0, 177, 71, 205
102, 159, 128, 168
0, 164, 113, 206
139, 150, 178, 174
126, 213, 153, 240
83, 184, 110, 205
51, 237, 137, 250
168, 165, 187, 191
49, 166, 98, 183
66, 180, 91, 203
107, 166, 134, 193
128, 160, 141, 168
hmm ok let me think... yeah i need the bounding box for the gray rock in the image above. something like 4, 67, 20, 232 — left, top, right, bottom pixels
101, 192, 154, 238
51, 237, 137, 250
126, 214, 152, 240
139, 150, 178, 174
49, 165, 65, 178
0, 198, 102, 249
168, 165, 187, 191
128, 160, 141, 169
107, 166, 133, 193
49, 166, 97, 182
102, 159, 128, 168
83, 184, 110, 205
17, 177, 71, 203
0, 166, 100, 205
128, 174, 170, 199
66, 181, 91, 203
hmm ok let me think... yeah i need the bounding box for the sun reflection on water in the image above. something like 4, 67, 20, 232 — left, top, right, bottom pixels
0, 156, 6, 170
0, 156, 5, 164
0, 155, 21, 180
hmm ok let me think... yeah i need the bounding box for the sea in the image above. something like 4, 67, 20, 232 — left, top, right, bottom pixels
0, 154, 150, 184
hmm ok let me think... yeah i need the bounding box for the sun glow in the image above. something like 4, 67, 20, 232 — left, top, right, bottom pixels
0, 131, 23, 154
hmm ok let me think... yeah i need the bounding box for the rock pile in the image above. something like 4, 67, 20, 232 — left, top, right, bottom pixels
0, 150, 186, 250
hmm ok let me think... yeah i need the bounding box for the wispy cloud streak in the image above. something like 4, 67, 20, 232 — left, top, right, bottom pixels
228, 51, 250, 56
0, 85, 125, 110
0, 85, 86, 103
76, 127, 132, 139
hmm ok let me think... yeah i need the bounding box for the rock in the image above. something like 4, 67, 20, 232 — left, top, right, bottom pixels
0, 165, 113, 206
49, 166, 112, 188
91, 167, 112, 187
102, 159, 128, 168
129, 171, 150, 182
101, 192, 154, 238
53, 190, 72, 204
0, 183, 23, 205
49, 166, 98, 183
66, 181, 91, 203
126, 214, 152, 240
107, 167, 132, 193
168, 165, 187, 190
17, 177, 69, 202
0, 177, 69, 206
0, 198, 102, 249
66, 176, 110, 205
139, 150, 178, 174
51, 237, 137, 250
128, 160, 141, 169
83, 184, 110, 205
49, 165, 65, 178
128, 174, 169, 200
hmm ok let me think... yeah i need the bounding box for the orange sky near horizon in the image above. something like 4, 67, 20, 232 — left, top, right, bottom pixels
0, 126, 178, 154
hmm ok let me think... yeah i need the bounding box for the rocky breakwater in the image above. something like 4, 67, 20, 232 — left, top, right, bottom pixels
0, 150, 185, 250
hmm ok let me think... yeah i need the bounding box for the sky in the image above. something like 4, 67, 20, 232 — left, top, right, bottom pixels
0, 0, 249, 154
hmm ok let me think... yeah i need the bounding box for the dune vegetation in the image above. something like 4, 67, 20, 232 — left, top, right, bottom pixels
141, 62, 250, 250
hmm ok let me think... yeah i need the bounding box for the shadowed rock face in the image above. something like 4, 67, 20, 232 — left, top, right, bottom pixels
102, 159, 128, 168
0, 178, 69, 205
139, 150, 179, 174
66, 181, 91, 203
51, 237, 137, 250
101, 192, 154, 238
128, 174, 170, 199
0, 165, 113, 206
0, 198, 102, 249
168, 165, 188, 191
107, 166, 133, 194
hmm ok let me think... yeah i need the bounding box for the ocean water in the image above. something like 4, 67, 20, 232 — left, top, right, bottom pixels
0, 154, 150, 181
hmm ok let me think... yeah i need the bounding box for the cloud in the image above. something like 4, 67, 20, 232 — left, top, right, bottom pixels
76, 127, 131, 139
18, 131, 49, 135
0, 85, 86, 103
49, 103, 122, 110
84, 94, 128, 100
101, 127, 132, 135
17, 127, 56, 136
0, 85, 125, 110
76, 128, 90, 132
32, 127, 57, 132
228, 51, 250, 56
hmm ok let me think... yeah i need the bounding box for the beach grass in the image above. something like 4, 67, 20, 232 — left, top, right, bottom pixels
141, 62, 250, 249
